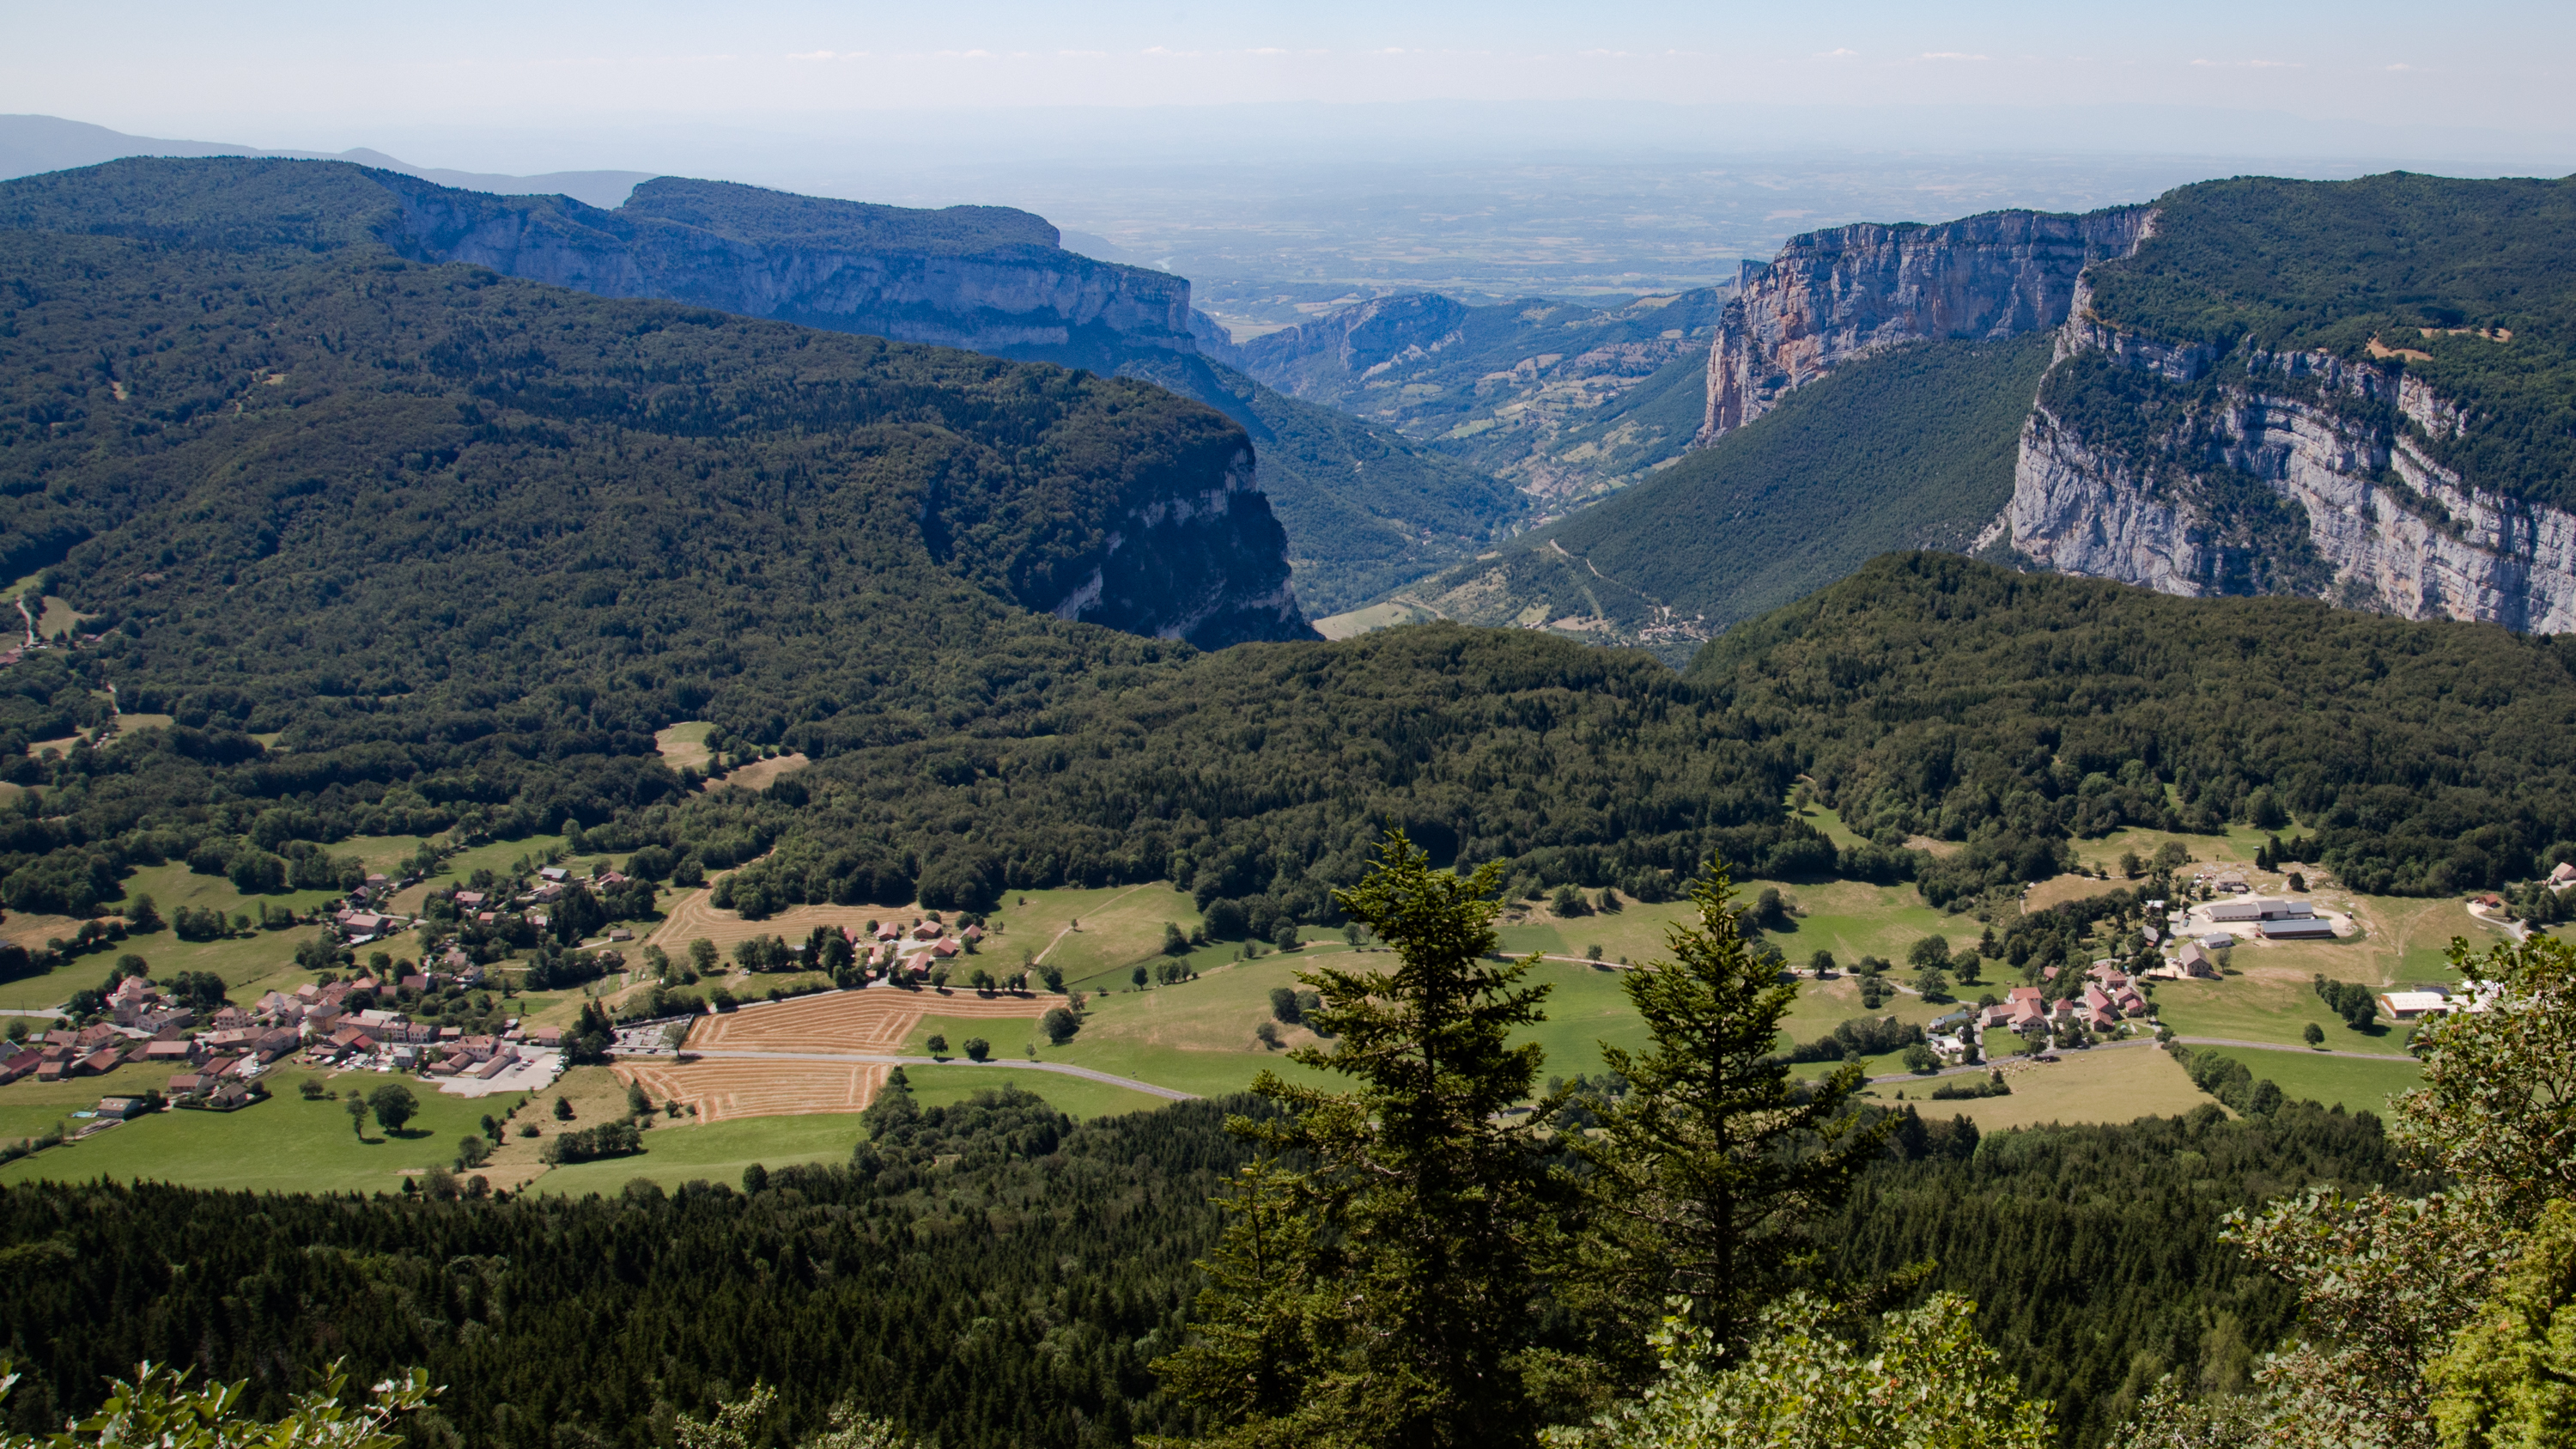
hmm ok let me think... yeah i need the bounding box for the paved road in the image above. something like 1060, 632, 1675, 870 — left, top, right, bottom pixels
2171, 1034, 2416, 1062
671, 1047, 1200, 1102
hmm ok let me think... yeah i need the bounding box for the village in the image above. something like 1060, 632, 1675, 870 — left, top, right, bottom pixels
0, 841, 1036, 1150
1898, 861, 2461, 1075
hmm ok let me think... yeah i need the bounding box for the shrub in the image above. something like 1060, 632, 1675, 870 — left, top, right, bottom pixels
541, 1121, 642, 1164
1931, 1071, 2012, 1100
963, 1038, 990, 1062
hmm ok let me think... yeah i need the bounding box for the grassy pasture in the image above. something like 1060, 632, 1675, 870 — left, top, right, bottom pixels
0, 1067, 518, 1194
1900, 1044, 2213, 1131
532, 1069, 1174, 1196
653, 721, 715, 773
2182, 1047, 2423, 1115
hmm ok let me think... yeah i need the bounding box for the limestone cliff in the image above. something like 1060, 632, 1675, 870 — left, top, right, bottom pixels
2007, 329, 2576, 633
376, 174, 1200, 372
1024, 446, 1316, 648
372, 172, 1323, 644
1697, 207, 2154, 444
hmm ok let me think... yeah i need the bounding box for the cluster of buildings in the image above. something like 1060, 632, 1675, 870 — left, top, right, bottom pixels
332, 870, 419, 945
0, 961, 564, 1114
2204, 894, 2336, 940
445, 864, 635, 942
863, 916, 983, 978
1982, 964, 2153, 1039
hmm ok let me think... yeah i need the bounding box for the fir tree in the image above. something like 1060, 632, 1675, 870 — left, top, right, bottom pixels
1571, 862, 1897, 1361
1158, 829, 1566, 1448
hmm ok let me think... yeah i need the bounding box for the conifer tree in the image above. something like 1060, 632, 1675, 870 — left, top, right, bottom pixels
1572, 862, 1897, 1361
1157, 829, 1565, 1448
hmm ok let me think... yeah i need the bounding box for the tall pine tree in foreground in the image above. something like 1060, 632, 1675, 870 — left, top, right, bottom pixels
1155, 829, 1568, 1448
1572, 863, 1898, 1360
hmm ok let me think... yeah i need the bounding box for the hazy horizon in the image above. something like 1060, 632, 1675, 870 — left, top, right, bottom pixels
11, 0, 2571, 317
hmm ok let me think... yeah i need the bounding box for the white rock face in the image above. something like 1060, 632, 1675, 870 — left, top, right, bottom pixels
2008, 408, 2213, 595
2008, 327, 2576, 633
383, 182, 1199, 359
1698, 207, 2155, 444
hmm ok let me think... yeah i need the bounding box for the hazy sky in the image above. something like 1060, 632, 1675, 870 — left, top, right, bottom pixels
9, 0, 2572, 157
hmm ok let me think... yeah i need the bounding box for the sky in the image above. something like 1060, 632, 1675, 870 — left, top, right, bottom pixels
6, 0, 2573, 172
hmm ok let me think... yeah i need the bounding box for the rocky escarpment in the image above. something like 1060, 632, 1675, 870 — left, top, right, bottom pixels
1697, 207, 2154, 444
1022, 446, 1319, 648
1992, 171, 2576, 634
2008, 323, 2576, 632
1234, 293, 1474, 385
377, 174, 1200, 371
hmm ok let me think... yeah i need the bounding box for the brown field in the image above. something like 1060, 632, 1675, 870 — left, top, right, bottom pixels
2022, 874, 2135, 913
620, 987, 1056, 1120
2, 911, 99, 955
644, 890, 908, 957
1897, 1042, 2216, 1130
702, 754, 811, 795
622, 1059, 889, 1123
689, 986, 1051, 1053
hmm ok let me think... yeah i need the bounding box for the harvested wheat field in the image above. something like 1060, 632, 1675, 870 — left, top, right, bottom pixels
689, 987, 1052, 1053
621, 1059, 889, 1123
619, 988, 1057, 1121
644, 889, 933, 957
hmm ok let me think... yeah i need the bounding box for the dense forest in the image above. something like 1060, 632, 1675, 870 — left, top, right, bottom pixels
0, 1087, 1240, 1449
1695, 552, 2576, 898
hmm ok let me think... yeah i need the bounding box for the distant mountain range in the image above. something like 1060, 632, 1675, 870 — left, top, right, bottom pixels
0, 113, 652, 209
1327, 171, 2576, 651
1212, 289, 1726, 511
0, 116, 1532, 615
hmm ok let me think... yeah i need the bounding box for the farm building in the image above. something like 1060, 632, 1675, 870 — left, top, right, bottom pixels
2379, 990, 2453, 1020
2257, 915, 2336, 939
2208, 897, 2317, 923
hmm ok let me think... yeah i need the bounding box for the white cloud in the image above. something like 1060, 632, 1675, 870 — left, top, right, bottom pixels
1920, 52, 1990, 62
787, 51, 836, 61
2386, 62, 2421, 71
1818, 47, 1859, 58
1248, 47, 1289, 56
2191, 58, 2306, 69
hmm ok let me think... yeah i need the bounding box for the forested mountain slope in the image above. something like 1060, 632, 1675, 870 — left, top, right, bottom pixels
8, 158, 2576, 956
1112, 356, 1526, 615
372, 164, 1528, 614
0, 158, 1828, 925
1693, 552, 2576, 899
1375, 335, 2052, 661
0, 161, 1315, 669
